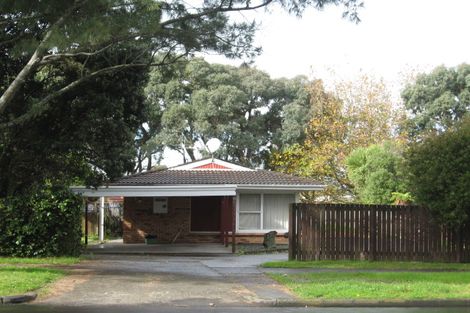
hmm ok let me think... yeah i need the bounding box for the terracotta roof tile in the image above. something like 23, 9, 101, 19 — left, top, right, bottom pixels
110, 170, 322, 186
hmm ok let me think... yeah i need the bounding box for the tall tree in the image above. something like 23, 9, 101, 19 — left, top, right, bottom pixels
0, 44, 148, 195
141, 58, 311, 168
402, 64, 470, 138
271, 75, 401, 202
0, 0, 362, 125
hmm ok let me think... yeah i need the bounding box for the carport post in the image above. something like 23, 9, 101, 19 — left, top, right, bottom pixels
84, 199, 88, 245
231, 196, 236, 253
99, 196, 105, 243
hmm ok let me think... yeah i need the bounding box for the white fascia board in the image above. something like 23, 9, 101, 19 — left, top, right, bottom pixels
70, 185, 237, 197
235, 184, 325, 192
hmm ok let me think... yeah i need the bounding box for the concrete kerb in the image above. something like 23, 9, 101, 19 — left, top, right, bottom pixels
266, 298, 470, 308
0, 292, 37, 304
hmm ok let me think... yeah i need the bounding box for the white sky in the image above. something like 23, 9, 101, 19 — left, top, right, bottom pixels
162, 0, 470, 167
206, 0, 470, 91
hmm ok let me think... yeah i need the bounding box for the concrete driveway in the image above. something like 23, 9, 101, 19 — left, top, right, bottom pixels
39, 253, 292, 307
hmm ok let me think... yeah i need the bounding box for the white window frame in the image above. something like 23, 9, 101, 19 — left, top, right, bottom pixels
236, 192, 297, 234
237, 193, 262, 231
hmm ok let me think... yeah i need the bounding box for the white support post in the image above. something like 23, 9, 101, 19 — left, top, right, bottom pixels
99, 196, 105, 243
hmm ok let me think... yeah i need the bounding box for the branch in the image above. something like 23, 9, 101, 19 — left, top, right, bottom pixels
40, 44, 113, 64
0, 0, 88, 115
160, 0, 273, 27
1, 54, 188, 129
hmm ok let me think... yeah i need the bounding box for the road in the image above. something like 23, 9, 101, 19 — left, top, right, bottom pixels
1, 305, 470, 313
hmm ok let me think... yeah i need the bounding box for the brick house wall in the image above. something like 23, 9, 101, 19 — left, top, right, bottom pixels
123, 196, 288, 245
123, 197, 193, 243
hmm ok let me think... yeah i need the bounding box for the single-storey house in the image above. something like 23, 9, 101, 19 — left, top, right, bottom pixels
72, 158, 324, 249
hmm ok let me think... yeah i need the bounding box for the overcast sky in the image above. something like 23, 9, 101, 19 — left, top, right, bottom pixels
206, 0, 470, 91
162, 0, 470, 167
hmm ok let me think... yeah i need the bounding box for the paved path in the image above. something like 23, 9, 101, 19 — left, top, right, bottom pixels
39, 253, 292, 307
4, 305, 470, 313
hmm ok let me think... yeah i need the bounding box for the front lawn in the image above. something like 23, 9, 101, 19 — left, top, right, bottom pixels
0, 267, 65, 296
0, 257, 80, 266
269, 271, 470, 300
262, 260, 470, 271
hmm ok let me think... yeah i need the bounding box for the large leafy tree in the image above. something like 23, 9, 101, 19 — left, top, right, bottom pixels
0, 0, 362, 125
405, 117, 470, 228
0, 25, 149, 258
0, 43, 148, 196
402, 64, 470, 138
346, 142, 407, 204
271, 75, 401, 201
140, 58, 311, 168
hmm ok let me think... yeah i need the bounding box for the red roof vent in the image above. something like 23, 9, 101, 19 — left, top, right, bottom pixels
194, 162, 231, 169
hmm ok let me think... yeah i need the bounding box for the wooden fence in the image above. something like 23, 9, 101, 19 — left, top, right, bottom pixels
289, 203, 470, 262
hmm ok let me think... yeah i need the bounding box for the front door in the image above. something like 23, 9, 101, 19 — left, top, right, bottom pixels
190, 197, 221, 232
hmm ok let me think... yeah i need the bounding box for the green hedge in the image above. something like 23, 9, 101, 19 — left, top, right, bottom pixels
0, 182, 82, 257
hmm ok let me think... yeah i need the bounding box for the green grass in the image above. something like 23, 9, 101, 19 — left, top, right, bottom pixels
262, 260, 470, 271
0, 257, 80, 265
0, 267, 65, 296
269, 271, 470, 300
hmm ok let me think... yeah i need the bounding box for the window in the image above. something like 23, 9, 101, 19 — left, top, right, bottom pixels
263, 194, 294, 230
238, 193, 295, 231
238, 194, 261, 230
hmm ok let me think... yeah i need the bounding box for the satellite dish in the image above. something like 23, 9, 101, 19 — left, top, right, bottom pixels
206, 138, 221, 155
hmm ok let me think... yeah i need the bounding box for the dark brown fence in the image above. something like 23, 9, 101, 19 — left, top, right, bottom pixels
289, 203, 470, 262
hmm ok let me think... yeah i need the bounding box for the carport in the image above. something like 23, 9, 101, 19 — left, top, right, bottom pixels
76, 189, 237, 253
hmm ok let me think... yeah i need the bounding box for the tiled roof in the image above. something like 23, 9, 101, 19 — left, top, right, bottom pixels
110, 170, 323, 186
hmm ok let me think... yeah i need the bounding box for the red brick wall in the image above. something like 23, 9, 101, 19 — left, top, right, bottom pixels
123, 196, 289, 245
123, 197, 192, 243
234, 234, 288, 245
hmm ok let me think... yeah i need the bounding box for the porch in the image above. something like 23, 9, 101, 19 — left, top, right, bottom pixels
85, 239, 232, 256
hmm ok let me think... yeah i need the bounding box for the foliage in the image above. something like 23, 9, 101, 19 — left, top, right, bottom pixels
0, 182, 82, 257
346, 142, 407, 204
270, 76, 401, 201
104, 207, 123, 238
0, 43, 148, 195
269, 271, 470, 300
0, 267, 64, 296
0, 0, 362, 121
405, 117, 470, 228
402, 64, 470, 138
141, 58, 311, 168
390, 192, 414, 204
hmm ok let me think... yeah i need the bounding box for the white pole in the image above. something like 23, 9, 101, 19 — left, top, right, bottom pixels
99, 196, 105, 243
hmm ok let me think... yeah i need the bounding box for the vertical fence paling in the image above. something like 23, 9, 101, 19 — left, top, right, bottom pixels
289, 203, 469, 262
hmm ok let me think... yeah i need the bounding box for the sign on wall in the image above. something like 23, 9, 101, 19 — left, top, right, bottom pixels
153, 197, 168, 214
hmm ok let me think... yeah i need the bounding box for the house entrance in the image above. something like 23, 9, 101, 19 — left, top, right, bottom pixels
190, 196, 221, 232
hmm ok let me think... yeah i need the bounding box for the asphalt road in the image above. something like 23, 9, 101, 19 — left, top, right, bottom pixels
1, 305, 470, 313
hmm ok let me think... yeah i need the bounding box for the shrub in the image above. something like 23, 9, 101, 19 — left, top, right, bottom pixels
405, 117, 470, 228
0, 182, 82, 257
346, 142, 407, 204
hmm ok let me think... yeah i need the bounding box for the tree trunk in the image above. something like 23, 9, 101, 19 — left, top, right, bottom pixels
0, 49, 44, 114
0, 3, 80, 115
146, 154, 152, 171
136, 150, 143, 173
186, 147, 196, 162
